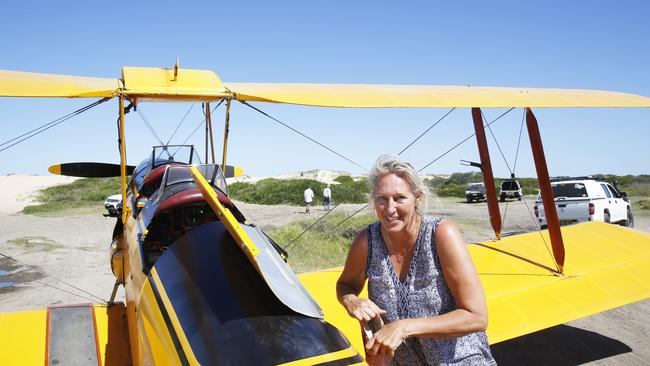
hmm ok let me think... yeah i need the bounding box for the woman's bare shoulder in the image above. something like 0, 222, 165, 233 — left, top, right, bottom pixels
351, 227, 369, 250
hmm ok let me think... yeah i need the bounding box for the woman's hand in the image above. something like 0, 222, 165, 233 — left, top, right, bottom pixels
365, 319, 408, 357
341, 295, 385, 322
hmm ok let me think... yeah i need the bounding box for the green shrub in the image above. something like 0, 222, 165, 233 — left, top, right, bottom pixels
22, 177, 121, 215
334, 175, 355, 184
229, 177, 368, 205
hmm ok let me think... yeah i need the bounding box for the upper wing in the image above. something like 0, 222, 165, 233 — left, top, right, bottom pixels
299, 222, 650, 350
0, 67, 231, 101
227, 82, 650, 108
4, 67, 650, 107
0, 69, 120, 98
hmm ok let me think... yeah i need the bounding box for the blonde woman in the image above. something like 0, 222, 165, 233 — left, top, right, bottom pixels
337, 155, 495, 365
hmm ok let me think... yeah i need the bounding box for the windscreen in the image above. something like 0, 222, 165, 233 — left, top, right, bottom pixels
161, 164, 227, 194
152, 145, 202, 167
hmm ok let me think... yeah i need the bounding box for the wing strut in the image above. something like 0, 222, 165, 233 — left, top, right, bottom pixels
472, 108, 502, 239
204, 102, 217, 164
221, 99, 232, 171
526, 108, 565, 272
119, 97, 129, 224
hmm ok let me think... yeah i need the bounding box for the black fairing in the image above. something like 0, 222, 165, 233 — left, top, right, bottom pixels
150, 222, 353, 365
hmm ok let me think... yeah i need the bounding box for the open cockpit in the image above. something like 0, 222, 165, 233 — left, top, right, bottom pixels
132, 155, 244, 273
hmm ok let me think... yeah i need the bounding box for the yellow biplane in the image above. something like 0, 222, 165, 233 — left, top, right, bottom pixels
1, 64, 650, 365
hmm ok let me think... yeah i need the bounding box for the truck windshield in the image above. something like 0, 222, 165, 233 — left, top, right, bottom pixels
552, 183, 588, 198
501, 181, 519, 190
468, 184, 484, 191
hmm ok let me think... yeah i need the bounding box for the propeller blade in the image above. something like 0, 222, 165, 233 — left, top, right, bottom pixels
222, 165, 244, 179
48, 163, 135, 178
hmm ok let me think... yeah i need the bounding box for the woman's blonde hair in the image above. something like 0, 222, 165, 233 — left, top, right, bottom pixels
368, 155, 430, 214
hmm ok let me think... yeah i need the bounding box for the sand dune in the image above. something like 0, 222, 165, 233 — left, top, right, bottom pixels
0, 175, 78, 214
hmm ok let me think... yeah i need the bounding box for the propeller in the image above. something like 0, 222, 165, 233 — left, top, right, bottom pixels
49, 162, 243, 178
48, 163, 135, 178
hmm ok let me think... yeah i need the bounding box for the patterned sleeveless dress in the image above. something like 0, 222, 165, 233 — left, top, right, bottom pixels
365, 216, 496, 366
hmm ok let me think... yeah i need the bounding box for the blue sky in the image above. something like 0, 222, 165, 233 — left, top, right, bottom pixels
1, 1, 649, 179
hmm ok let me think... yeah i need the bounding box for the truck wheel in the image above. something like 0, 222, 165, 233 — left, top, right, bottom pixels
604, 212, 610, 224
500, 195, 505, 202
624, 208, 635, 228
467, 196, 472, 203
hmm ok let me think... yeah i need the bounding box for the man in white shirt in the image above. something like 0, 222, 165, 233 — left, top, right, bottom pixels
304, 187, 314, 214
323, 184, 332, 211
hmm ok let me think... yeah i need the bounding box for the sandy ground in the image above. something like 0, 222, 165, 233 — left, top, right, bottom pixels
1, 176, 649, 365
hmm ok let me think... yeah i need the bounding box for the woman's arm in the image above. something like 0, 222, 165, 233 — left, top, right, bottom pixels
366, 220, 488, 356
337, 230, 385, 322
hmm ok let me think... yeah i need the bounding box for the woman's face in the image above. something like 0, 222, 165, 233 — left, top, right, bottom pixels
373, 173, 420, 233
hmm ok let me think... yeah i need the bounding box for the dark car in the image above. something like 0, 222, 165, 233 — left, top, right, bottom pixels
465, 182, 486, 203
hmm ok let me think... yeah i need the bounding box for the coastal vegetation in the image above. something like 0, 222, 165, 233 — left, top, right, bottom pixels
21, 173, 650, 216
228, 175, 368, 205
22, 177, 120, 216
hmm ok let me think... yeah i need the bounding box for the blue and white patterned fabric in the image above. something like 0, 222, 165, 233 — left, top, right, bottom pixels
366, 216, 496, 366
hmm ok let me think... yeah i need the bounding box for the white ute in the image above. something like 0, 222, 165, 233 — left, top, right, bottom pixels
535, 179, 634, 229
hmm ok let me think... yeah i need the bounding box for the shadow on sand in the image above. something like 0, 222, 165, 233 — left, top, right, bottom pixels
492, 324, 632, 365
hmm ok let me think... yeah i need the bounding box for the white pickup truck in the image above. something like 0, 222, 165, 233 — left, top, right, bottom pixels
535, 179, 634, 229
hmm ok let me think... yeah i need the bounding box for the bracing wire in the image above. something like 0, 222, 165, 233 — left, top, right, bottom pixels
166, 103, 196, 145
512, 109, 526, 174
330, 204, 370, 231
241, 101, 368, 172
417, 108, 514, 172
483, 110, 513, 175
283, 204, 340, 250
481, 109, 515, 225
397, 108, 455, 156
0, 251, 108, 303
136, 107, 165, 146
0, 98, 111, 153
178, 99, 224, 146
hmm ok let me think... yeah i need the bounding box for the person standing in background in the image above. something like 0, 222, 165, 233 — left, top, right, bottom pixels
304, 186, 314, 214
323, 184, 332, 211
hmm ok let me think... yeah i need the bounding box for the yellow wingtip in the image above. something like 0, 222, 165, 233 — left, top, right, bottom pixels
48, 164, 61, 175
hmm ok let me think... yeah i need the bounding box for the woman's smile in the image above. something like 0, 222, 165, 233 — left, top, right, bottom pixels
374, 173, 419, 233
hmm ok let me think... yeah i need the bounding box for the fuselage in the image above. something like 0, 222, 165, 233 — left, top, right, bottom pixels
113, 146, 360, 365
